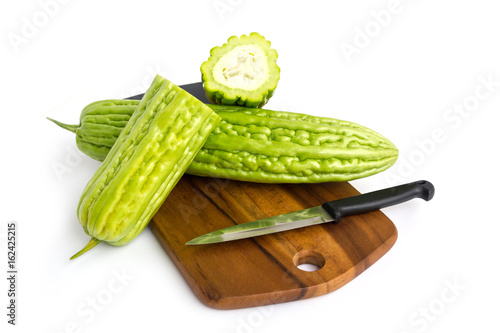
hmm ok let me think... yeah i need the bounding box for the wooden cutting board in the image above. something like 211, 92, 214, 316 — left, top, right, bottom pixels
149, 175, 397, 310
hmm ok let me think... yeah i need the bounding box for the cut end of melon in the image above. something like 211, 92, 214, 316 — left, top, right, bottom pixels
201, 32, 280, 108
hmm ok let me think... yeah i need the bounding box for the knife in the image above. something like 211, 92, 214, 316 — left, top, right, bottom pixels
185, 180, 434, 245
126, 82, 210, 103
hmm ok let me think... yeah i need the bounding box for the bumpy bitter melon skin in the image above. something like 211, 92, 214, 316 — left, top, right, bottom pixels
70, 75, 221, 259
193, 105, 398, 183
50, 99, 398, 185
48, 99, 138, 161
201, 32, 280, 108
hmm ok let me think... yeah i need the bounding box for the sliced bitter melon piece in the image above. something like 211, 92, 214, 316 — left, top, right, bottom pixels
201, 32, 280, 108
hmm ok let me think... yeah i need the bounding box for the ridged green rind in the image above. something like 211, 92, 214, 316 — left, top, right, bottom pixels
76, 75, 221, 248
190, 105, 398, 183
75, 99, 138, 161
54, 99, 398, 184
201, 32, 280, 108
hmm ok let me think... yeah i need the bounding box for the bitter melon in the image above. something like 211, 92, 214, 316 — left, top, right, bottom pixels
49, 100, 398, 185
200, 32, 280, 108
70, 75, 221, 259
47, 99, 137, 161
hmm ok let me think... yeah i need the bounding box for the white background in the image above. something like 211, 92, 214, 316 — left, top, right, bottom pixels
1, 0, 499, 332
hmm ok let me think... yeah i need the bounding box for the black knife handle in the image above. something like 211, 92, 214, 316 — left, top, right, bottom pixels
322, 180, 434, 224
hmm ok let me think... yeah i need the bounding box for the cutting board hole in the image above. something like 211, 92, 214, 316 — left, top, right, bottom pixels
293, 250, 325, 272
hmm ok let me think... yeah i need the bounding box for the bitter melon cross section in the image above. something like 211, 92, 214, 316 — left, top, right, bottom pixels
201, 32, 280, 108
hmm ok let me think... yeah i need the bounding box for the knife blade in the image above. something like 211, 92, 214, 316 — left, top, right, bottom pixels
185, 180, 434, 245
126, 82, 210, 103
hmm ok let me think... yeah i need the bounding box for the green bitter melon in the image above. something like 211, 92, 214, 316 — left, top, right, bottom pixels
201, 32, 280, 108
49, 100, 398, 185
70, 75, 221, 259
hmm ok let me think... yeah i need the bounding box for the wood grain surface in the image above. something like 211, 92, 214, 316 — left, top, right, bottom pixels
149, 175, 397, 310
